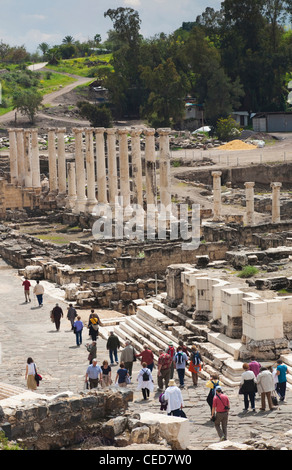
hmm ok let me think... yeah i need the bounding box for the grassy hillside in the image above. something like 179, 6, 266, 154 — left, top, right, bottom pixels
44, 54, 113, 77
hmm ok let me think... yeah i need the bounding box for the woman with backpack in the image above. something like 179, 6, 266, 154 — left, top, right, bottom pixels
206, 373, 222, 415
189, 345, 203, 386
137, 361, 154, 400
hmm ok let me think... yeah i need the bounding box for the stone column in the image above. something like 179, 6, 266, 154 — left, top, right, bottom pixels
73, 128, 87, 213
271, 182, 282, 223
244, 182, 255, 226
66, 162, 77, 210
23, 129, 32, 188
31, 129, 41, 188
144, 128, 157, 206
47, 128, 58, 195
158, 128, 172, 211
107, 128, 118, 206
130, 128, 143, 207
95, 128, 107, 204
212, 171, 222, 221
56, 128, 67, 196
8, 128, 18, 185
85, 128, 97, 213
15, 129, 25, 187
118, 128, 130, 208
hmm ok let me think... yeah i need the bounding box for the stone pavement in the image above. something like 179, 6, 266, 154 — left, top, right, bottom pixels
1, 257, 292, 450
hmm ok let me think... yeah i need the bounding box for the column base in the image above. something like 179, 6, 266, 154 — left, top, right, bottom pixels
85, 199, 98, 214
73, 198, 87, 214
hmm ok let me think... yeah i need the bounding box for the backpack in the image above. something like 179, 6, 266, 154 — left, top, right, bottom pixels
159, 392, 168, 411
175, 352, 184, 364
142, 369, 150, 381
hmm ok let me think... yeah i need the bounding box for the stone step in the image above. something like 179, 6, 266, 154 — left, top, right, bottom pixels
0, 381, 27, 400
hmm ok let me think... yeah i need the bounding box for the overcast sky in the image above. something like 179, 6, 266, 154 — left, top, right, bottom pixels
0, 0, 222, 52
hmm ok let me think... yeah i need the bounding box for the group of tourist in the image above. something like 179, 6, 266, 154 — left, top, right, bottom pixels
22, 277, 289, 444
239, 356, 288, 412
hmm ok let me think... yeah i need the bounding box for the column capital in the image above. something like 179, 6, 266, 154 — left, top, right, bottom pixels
117, 128, 129, 135
84, 127, 94, 134
157, 127, 171, 135
143, 128, 155, 136
7, 128, 17, 133
271, 182, 282, 189
106, 128, 116, 135
130, 128, 142, 137
72, 127, 84, 134
244, 182, 255, 188
212, 171, 222, 177
94, 127, 105, 134
47, 127, 57, 132
56, 127, 66, 133
14, 128, 24, 133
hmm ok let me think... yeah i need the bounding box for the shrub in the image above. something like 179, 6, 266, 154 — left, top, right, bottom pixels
237, 265, 259, 278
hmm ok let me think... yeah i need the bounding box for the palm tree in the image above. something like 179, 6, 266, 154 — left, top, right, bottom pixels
62, 35, 75, 45
38, 42, 50, 57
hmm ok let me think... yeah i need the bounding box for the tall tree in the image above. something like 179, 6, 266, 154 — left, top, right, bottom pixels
103, 7, 143, 117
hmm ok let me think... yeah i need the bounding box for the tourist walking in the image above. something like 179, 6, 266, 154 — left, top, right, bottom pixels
85, 358, 102, 389
106, 331, 120, 365
249, 356, 261, 377
22, 277, 31, 303
188, 345, 203, 386
120, 340, 136, 378
33, 280, 44, 307
257, 367, 276, 411
173, 346, 188, 388
101, 360, 112, 387
115, 362, 130, 388
25, 357, 37, 391
164, 379, 185, 417
211, 386, 230, 441
136, 344, 154, 372
137, 362, 154, 400
51, 303, 63, 331
67, 303, 77, 330
73, 315, 83, 346
88, 310, 100, 341
239, 363, 257, 412
86, 341, 97, 364
276, 359, 288, 402
206, 373, 222, 414
157, 348, 172, 391
166, 341, 175, 379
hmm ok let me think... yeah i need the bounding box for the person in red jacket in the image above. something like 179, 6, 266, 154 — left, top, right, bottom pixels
22, 277, 31, 303
211, 386, 230, 441
135, 344, 154, 372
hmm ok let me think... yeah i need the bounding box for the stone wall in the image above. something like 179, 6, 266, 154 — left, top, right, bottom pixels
177, 162, 292, 190
0, 388, 133, 450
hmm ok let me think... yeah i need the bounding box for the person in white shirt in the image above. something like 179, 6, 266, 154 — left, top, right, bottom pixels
33, 280, 44, 307
239, 363, 257, 412
163, 379, 185, 417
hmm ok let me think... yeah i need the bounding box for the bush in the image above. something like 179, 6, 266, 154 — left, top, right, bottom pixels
237, 265, 259, 278
77, 101, 112, 127
216, 115, 242, 142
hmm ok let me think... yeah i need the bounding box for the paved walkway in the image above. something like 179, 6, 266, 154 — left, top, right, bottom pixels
1, 258, 292, 449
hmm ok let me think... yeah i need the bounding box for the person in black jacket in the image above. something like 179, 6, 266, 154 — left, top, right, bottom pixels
239, 363, 257, 412
106, 331, 121, 365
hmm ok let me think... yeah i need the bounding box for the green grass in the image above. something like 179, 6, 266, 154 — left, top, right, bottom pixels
38, 72, 77, 95
237, 265, 259, 278
45, 54, 113, 77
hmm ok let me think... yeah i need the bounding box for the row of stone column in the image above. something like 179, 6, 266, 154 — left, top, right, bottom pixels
211, 171, 282, 225
8, 126, 171, 215
67, 127, 171, 215
8, 128, 41, 189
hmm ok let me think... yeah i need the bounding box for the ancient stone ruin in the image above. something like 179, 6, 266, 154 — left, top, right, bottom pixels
1, 125, 292, 450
